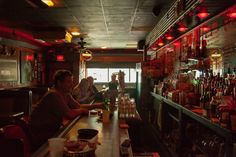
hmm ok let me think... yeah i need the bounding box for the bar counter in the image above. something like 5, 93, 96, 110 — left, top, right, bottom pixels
32, 109, 133, 157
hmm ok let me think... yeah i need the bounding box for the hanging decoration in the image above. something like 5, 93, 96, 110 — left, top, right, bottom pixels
80, 49, 93, 61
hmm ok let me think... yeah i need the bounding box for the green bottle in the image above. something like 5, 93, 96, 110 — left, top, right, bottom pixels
104, 98, 110, 111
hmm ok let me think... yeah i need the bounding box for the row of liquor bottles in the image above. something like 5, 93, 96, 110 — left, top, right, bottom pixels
197, 69, 236, 98
181, 39, 208, 62
154, 68, 236, 131
197, 70, 236, 130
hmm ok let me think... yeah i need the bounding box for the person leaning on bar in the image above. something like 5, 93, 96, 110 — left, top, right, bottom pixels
28, 70, 103, 150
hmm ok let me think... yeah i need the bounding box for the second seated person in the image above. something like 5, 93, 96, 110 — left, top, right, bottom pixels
29, 70, 103, 150
87, 76, 104, 102
73, 78, 95, 104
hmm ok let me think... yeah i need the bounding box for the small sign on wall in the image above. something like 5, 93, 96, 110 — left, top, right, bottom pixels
21, 51, 34, 84
0, 59, 17, 81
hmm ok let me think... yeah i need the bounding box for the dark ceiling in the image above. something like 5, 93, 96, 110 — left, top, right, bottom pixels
0, 0, 175, 49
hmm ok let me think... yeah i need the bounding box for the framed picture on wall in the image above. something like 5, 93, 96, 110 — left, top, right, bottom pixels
0, 59, 18, 81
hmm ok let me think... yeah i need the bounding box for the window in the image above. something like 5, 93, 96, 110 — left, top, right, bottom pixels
130, 68, 136, 82
108, 68, 130, 82
87, 68, 108, 82
87, 68, 136, 83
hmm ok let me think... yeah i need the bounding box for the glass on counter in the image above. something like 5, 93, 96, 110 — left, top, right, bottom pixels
118, 94, 136, 118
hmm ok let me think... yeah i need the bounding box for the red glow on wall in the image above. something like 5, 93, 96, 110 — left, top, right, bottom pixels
55, 39, 66, 43
201, 26, 210, 32
0, 25, 12, 33
0, 25, 51, 47
151, 45, 157, 50
173, 41, 180, 47
148, 43, 157, 50
56, 55, 64, 61
25, 55, 34, 61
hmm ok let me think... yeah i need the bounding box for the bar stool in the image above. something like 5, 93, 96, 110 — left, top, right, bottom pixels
1, 124, 31, 157
0, 129, 24, 157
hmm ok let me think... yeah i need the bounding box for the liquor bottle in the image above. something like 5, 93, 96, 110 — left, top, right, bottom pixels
227, 64, 231, 74
201, 39, 207, 58
199, 94, 205, 109
187, 46, 192, 58
195, 41, 200, 58
219, 110, 230, 129
202, 91, 211, 118
104, 98, 110, 111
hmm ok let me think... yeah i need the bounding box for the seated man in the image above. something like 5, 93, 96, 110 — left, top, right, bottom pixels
29, 70, 103, 150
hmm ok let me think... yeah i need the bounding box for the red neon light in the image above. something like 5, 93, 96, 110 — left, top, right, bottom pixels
25, 55, 34, 61
56, 55, 64, 61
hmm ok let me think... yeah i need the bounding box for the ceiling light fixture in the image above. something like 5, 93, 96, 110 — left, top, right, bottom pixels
211, 53, 221, 57
101, 46, 107, 49
166, 34, 173, 40
157, 39, 164, 47
41, 0, 54, 7
71, 32, 81, 36
197, 7, 209, 19
178, 24, 187, 32
81, 50, 93, 61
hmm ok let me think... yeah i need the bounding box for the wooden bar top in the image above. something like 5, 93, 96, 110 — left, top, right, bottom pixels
32, 109, 133, 157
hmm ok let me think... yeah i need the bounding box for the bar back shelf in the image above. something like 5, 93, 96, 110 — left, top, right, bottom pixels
150, 92, 235, 157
